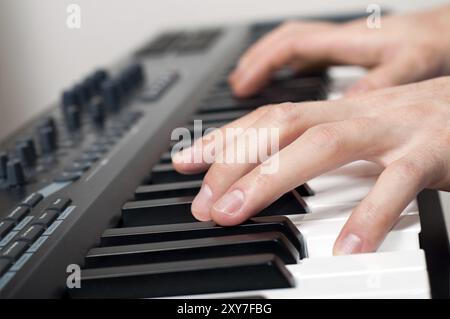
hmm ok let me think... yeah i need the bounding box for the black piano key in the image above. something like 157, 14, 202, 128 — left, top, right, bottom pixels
138, 178, 312, 201
85, 231, 298, 268
159, 151, 173, 164
122, 196, 197, 226
199, 90, 321, 113
259, 191, 309, 216
123, 190, 307, 227
101, 215, 305, 256
297, 183, 315, 197
151, 164, 205, 184
135, 180, 202, 200
70, 254, 294, 298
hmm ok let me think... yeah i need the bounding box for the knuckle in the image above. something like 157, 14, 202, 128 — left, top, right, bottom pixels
305, 124, 342, 150
390, 160, 425, 183
267, 102, 299, 125
251, 171, 275, 189
203, 163, 232, 185
354, 199, 393, 243
356, 200, 383, 225
254, 104, 271, 116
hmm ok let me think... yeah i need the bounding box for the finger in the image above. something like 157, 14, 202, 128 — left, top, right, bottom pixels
345, 52, 437, 95
230, 21, 333, 81
333, 156, 430, 255
172, 105, 270, 173
231, 23, 381, 97
209, 118, 385, 225
191, 100, 354, 221
231, 36, 302, 97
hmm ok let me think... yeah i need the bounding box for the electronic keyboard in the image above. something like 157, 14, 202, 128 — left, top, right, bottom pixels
0, 13, 449, 299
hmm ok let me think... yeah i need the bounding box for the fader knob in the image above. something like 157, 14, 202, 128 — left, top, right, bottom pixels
15, 142, 36, 167
65, 105, 81, 131
90, 99, 106, 127
0, 152, 8, 179
101, 81, 120, 112
6, 159, 26, 187
38, 126, 57, 154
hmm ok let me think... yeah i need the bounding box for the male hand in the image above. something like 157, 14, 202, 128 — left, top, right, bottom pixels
173, 76, 450, 255
229, 6, 450, 97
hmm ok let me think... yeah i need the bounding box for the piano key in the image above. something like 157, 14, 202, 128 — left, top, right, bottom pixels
178, 250, 429, 299
299, 201, 418, 223
303, 161, 383, 208
137, 178, 313, 201
159, 151, 173, 163
297, 184, 314, 197
150, 164, 205, 184
85, 231, 300, 268
101, 215, 305, 254
293, 213, 421, 257
201, 85, 324, 112
122, 191, 307, 227
305, 177, 376, 208
135, 180, 203, 200
122, 196, 197, 226
311, 160, 382, 180
257, 191, 308, 217
70, 254, 295, 298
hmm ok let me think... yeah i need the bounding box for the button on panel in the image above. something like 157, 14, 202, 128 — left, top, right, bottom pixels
0, 259, 11, 276
46, 198, 72, 213
0, 221, 15, 240
0, 241, 29, 262
17, 225, 45, 243
20, 193, 44, 208
32, 211, 58, 228
5, 207, 30, 224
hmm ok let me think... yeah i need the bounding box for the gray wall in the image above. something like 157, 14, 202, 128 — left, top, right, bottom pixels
0, 0, 448, 140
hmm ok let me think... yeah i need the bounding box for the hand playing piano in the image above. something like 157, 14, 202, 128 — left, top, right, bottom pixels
229, 6, 450, 97
172, 76, 450, 256
172, 6, 450, 256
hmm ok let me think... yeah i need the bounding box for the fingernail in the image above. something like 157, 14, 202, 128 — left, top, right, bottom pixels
191, 184, 213, 221
213, 189, 245, 216
334, 233, 362, 255
172, 148, 194, 164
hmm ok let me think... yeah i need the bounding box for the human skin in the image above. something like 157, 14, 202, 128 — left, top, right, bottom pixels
172, 6, 450, 255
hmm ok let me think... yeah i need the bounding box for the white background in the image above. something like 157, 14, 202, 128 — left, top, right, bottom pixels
1, 0, 450, 224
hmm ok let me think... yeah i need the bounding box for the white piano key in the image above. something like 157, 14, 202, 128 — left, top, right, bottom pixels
305, 177, 375, 208
296, 214, 421, 258
175, 250, 429, 299
304, 161, 383, 208
299, 202, 419, 223
314, 160, 383, 178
